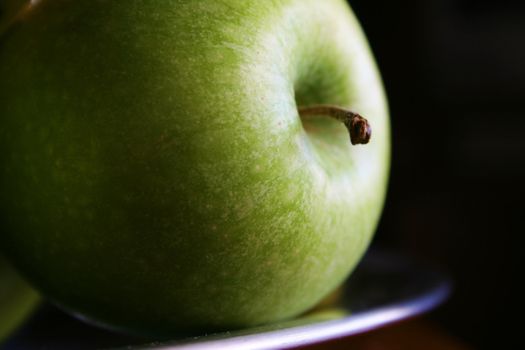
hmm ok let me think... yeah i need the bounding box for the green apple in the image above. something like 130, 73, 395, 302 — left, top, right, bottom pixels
0, 0, 389, 336
0, 255, 39, 342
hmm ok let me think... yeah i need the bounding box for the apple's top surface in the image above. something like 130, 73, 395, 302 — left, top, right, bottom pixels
5, 250, 451, 350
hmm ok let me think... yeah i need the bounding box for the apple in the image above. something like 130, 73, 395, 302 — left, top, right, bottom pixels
0, 0, 390, 336
0, 255, 39, 342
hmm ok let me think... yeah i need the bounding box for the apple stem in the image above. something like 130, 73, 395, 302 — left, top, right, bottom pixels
298, 105, 371, 145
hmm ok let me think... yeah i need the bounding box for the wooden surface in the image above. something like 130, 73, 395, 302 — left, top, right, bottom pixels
297, 318, 473, 350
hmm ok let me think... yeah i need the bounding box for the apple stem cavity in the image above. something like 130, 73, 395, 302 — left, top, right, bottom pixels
298, 105, 371, 145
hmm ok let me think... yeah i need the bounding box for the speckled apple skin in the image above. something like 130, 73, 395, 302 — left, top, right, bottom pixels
0, 0, 389, 336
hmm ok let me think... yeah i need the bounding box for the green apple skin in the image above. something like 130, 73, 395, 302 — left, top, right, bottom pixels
0, 0, 389, 336
0, 255, 39, 342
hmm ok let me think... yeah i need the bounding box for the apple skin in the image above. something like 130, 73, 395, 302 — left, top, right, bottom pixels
0, 255, 39, 342
0, 0, 389, 336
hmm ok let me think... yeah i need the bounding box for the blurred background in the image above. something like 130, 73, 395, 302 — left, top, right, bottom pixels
349, 0, 524, 348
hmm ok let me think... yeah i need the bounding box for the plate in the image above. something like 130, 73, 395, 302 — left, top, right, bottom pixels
5, 250, 451, 349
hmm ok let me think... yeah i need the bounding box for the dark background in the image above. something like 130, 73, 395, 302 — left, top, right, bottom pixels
349, 0, 524, 348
